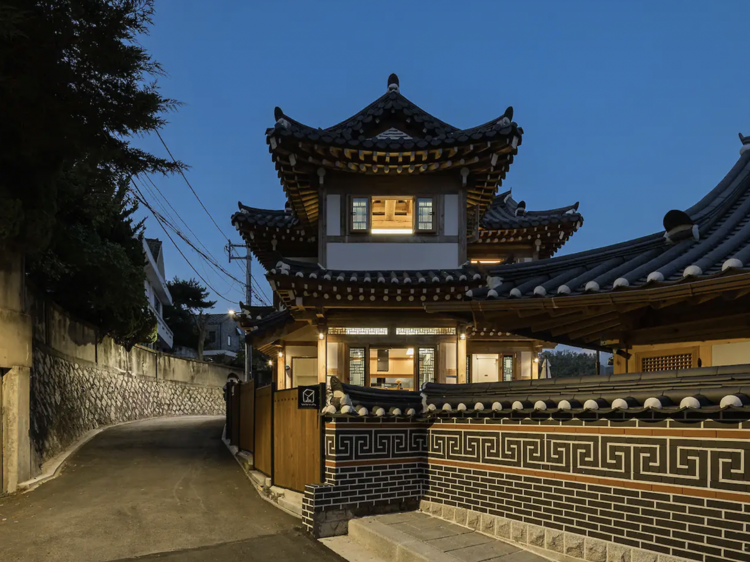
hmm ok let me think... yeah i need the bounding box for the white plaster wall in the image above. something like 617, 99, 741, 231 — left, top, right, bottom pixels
326, 195, 341, 236
327, 243, 459, 270
285, 345, 318, 388
444, 194, 459, 236
712, 342, 750, 366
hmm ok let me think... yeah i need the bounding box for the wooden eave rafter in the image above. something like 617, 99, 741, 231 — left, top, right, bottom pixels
269, 136, 517, 226
422, 272, 750, 350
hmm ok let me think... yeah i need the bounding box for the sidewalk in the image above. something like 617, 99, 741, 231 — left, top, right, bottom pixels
324, 511, 550, 562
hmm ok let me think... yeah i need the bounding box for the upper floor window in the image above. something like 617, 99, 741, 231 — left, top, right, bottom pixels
348, 196, 435, 235
416, 198, 435, 232
208, 331, 216, 344
351, 197, 369, 232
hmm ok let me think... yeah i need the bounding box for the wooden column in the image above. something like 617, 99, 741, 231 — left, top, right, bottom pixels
457, 334, 467, 384
318, 333, 327, 383
276, 347, 285, 389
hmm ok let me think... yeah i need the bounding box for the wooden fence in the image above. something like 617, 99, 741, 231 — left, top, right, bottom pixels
227, 381, 324, 493
273, 388, 323, 493
238, 380, 255, 453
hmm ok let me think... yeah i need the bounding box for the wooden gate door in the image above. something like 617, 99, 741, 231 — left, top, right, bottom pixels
0, 369, 4, 493
272, 388, 322, 493
253, 384, 273, 476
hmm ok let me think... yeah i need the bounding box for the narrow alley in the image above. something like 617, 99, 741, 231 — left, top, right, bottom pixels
0, 417, 343, 562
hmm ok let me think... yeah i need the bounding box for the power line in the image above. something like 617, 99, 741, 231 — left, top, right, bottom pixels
151, 132, 269, 300
130, 179, 240, 305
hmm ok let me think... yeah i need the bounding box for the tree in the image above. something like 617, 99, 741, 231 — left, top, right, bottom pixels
539, 350, 597, 378
164, 278, 216, 361
0, 0, 182, 346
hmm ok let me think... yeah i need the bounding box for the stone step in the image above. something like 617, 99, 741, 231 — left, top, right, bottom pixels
330, 511, 551, 562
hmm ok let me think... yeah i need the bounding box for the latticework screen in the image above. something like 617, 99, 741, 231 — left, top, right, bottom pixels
395, 327, 456, 336
641, 353, 693, 372
328, 327, 388, 335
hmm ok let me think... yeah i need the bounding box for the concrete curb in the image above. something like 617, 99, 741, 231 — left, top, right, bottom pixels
222, 427, 304, 520
348, 517, 459, 562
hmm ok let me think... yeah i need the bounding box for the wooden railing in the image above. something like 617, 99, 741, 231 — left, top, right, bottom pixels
227, 381, 324, 493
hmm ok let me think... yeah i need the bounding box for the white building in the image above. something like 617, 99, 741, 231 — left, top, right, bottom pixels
143, 238, 174, 351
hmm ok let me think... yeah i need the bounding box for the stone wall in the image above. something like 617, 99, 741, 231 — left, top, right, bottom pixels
27, 297, 235, 475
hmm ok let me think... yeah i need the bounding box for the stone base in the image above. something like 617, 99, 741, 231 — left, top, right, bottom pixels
306, 494, 420, 538
419, 499, 694, 562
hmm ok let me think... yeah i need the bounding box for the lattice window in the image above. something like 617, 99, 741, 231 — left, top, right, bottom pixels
349, 347, 365, 386
418, 348, 435, 387
395, 327, 456, 336
416, 198, 435, 232
328, 327, 388, 335
641, 352, 693, 372
351, 198, 369, 232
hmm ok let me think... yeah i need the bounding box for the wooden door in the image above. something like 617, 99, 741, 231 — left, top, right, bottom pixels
273, 388, 322, 492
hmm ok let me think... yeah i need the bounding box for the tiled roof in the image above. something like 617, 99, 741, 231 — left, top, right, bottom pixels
324, 365, 750, 420
268, 74, 521, 151
480, 190, 582, 230
268, 258, 483, 286
462, 140, 750, 300
232, 204, 299, 229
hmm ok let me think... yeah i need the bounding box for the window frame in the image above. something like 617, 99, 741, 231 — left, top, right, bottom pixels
349, 196, 370, 233
415, 197, 436, 233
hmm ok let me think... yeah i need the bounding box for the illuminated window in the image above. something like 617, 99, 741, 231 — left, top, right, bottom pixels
328, 327, 388, 335
371, 196, 413, 234
349, 347, 365, 386
416, 198, 435, 232
351, 198, 369, 232
395, 327, 457, 335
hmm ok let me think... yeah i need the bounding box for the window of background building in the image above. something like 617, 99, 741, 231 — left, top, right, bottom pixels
208, 331, 216, 343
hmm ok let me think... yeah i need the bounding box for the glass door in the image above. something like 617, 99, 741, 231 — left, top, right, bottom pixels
349, 347, 365, 386
418, 347, 435, 388
502, 355, 514, 382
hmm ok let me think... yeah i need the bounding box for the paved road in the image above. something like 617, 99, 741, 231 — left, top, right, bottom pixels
0, 416, 342, 562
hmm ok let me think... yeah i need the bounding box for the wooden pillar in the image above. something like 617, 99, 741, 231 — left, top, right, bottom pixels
276, 347, 285, 389
318, 332, 327, 383
457, 333, 467, 384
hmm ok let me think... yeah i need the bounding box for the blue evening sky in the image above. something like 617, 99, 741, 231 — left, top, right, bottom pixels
134, 1, 750, 312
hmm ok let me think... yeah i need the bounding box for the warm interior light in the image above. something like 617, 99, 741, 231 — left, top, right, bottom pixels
406, 348, 414, 356
268, 360, 273, 366
371, 228, 414, 235
278, 351, 283, 358
460, 333, 466, 340
319, 332, 325, 340
470, 260, 502, 264
534, 357, 540, 363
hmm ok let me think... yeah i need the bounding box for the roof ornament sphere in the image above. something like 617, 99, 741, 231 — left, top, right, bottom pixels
720, 394, 746, 408
683, 265, 703, 278
557, 400, 572, 410
583, 399, 599, 410
534, 400, 547, 411
511, 401, 524, 411
491, 402, 503, 412
584, 281, 600, 292
612, 398, 629, 410
644, 397, 663, 409
739, 132, 750, 155
387, 73, 400, 92
680, 396, 701, 409
474, 403, 485, 411
647, 271, 664, 283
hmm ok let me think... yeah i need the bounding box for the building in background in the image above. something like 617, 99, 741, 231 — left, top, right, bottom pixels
204, 313, 243, 362
232, 74, 577, 390
143, 238, 174, 351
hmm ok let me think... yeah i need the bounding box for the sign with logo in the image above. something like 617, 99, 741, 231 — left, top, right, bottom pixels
298, 384, 321, 409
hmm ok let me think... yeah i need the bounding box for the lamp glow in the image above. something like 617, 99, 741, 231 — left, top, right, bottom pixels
406, 348, 414, 356
533, 357, 540, 363
268, 360, 273, 366
460, 333, 466, 340
371, 228, 414, 235
278, 351, 283, 358
228, 309, 235, 316
318, 332, 325, 340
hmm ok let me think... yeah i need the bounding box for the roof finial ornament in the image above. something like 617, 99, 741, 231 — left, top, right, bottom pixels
514, 200, 526, 217
274, 106, 290, 130
496, 106, 514, 130
387, 73, 400, 93
740, 132, 750, 156
663, 209, 697, 244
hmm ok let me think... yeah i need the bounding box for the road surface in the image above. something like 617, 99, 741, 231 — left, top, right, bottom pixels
0, 416, 342, 562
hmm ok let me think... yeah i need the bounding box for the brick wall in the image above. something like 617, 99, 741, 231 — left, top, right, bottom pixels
303, 419, 428, 537
303, 413, 750, 562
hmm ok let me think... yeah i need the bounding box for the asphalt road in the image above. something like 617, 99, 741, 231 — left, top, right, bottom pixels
0, 416, 343, 562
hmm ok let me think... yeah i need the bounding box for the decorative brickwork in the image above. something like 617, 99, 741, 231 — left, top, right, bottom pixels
302, 415, 750, 562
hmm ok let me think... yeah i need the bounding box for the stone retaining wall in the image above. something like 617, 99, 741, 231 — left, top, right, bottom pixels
30, 348, 224, 466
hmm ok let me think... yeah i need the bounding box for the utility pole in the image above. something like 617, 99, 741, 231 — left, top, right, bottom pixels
226, 240, 252, 382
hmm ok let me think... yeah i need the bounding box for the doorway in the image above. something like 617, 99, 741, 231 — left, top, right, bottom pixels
473, 354, 499, 383
291, 357, 317, 388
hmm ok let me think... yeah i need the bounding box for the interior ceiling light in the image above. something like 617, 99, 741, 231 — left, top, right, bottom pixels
371, 229, 413, 235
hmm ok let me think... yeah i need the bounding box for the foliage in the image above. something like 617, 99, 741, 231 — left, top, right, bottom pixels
0, 0, 182, 346
230, 347, 273, 382
539, 349, 597, 378
163, 278, 216, 359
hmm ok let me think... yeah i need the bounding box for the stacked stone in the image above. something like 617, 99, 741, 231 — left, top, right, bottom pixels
30, 350, 224, 464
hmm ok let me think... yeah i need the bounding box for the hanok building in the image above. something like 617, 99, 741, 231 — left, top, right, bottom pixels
232, 74, 582, 390
427, 133, 750, 374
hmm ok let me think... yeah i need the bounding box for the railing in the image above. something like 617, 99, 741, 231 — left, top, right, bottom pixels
149, 304, 174, 348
